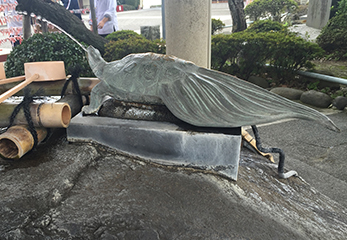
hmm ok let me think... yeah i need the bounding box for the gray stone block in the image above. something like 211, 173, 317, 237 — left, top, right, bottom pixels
300, 90, 332, 108
271, 87, 304, 100
332, 96, 347, 110
67, 114, 241, 180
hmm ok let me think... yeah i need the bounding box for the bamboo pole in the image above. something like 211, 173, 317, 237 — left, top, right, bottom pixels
0, 74, 39, 103
0, 102, 71, 128
0, 125, 47, 159
0, 94, 88, 128
0, 78, 100, 96
58, 94, 87, 117
0, 76, 26, 85
0, 94, 86, 160
0, 62, 6, 79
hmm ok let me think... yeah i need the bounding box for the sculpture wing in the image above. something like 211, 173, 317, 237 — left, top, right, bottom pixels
158, 67, 338, 131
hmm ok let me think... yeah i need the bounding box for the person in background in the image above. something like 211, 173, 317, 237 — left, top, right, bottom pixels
61, 0, 82, 20
89, 0, 119, 37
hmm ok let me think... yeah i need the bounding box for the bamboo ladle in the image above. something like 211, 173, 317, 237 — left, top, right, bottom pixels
0, 61, 66, 103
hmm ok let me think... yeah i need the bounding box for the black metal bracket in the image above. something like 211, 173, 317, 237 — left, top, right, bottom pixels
251, 125, 297, 179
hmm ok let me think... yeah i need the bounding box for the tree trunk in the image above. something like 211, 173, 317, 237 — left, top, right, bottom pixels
16, 0, 108, 54
228, 0, 247, 33
22, 15, 31, 40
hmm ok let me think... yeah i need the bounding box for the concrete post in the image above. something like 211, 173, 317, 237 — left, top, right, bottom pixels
306, 0, 332, 29
165, 0, 211, 68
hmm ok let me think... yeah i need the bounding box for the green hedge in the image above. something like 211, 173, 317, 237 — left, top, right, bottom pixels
317, 12, 347, 60
211, 30, 324, 80
245, 19, 289, 33
103, 30, 166, 62
5, 33, 93, 78
211, 18, 225, 35
245, 0, 297, 22
105, 30, 146, 42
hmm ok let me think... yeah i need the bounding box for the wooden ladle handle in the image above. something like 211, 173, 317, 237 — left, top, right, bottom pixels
0, 74, 39, 104
0, 76, 26, 85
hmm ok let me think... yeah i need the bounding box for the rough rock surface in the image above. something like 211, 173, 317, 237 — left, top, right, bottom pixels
0, 129, 346, 239
300, 90, 332, 108
270, 87, 304, 100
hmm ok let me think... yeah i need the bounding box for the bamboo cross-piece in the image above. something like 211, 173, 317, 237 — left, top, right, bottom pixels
0, 74, 39, 103
0, 76, 26, 85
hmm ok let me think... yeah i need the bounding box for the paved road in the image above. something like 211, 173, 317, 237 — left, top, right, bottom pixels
244, 110, 347, 208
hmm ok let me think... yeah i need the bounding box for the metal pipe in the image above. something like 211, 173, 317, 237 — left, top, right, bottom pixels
297, 70, 347, 85
161, 0, 165, 39
265, 63, 347, 85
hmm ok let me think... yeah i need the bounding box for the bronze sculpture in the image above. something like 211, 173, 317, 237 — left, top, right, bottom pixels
83, 46, 339, 132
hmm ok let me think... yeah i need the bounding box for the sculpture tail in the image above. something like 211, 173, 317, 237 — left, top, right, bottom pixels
160, 67, 340, 132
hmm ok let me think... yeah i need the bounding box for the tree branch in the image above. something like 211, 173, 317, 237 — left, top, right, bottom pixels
17, 0, 107, 54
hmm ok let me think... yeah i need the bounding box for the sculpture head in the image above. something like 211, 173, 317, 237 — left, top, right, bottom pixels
87, 46, 107, 78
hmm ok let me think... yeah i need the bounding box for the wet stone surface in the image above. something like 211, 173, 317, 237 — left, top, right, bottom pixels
0, 129, 347, 239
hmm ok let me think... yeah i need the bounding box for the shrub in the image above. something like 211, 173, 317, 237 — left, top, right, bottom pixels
269, 33, 324, 78
104, 30, 166, 62
211, 33, 243, 72
336, 0, 347, 15
211, 18, 225, 35
5, 32, 93, 78
331, 0, 347, 18
244, 0, 264, 21
104, 37, 166, 62
246, 20, 289, 33
106, 30, 146, 42
317, 12, 347, 59
211, 31, 324, 80
245, 0, 298, 22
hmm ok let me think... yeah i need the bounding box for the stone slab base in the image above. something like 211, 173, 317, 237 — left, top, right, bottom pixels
67, 114, 241, 180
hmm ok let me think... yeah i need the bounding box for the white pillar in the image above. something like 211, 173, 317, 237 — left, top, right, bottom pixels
165, 0, 211, 68
306, 0, 332, 29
